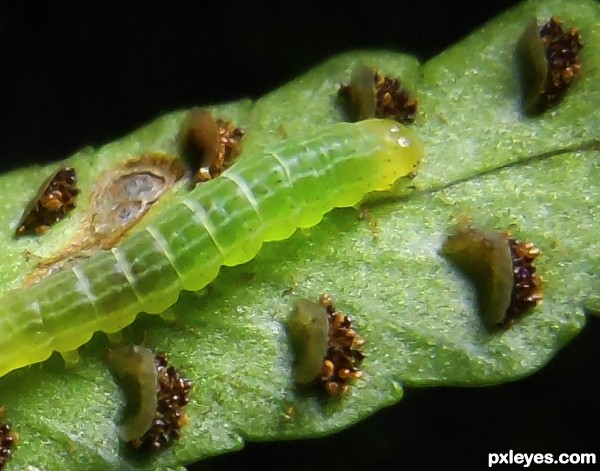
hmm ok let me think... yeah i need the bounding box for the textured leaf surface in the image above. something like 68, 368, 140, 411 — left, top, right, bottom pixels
0, 0, 598, 469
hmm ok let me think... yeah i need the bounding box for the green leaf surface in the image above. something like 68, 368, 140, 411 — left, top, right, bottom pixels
0, 0, 598, 469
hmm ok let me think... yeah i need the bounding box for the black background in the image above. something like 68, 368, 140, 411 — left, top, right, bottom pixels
1, 2, 599, 470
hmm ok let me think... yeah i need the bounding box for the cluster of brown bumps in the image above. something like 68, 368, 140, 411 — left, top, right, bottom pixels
538, 17, 582, 107
179, 107, 245, 183
17, 167, 79, 235
318, 294, 365, 396
372, 71, 418, 123
197, 118, 245, 182
506, 237, 543, 325
339, 67, 417, 123
0, 418, 17, 470
130, 354, 193, 452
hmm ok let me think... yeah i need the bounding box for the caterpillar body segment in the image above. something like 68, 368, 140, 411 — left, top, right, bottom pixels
0, 119, 423, 378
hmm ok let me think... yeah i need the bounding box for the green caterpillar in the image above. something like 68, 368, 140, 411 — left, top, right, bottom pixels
0, 118, 423, 378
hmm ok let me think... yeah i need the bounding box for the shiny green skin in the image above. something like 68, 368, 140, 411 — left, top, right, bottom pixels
0, 119, 423, 378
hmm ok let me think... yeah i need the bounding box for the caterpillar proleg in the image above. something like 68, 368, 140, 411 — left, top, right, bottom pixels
0, 118, 423, 378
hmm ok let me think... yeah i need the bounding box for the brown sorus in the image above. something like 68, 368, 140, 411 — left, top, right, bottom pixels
0, 410, 17, 471
505, 237, 543, 326
178, 108, 245, 182
17, 167, 79, 235
518, 16, 582, 113
318, 294, 365, 396
442, 221, 543, 329
339, 66, 417, 123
